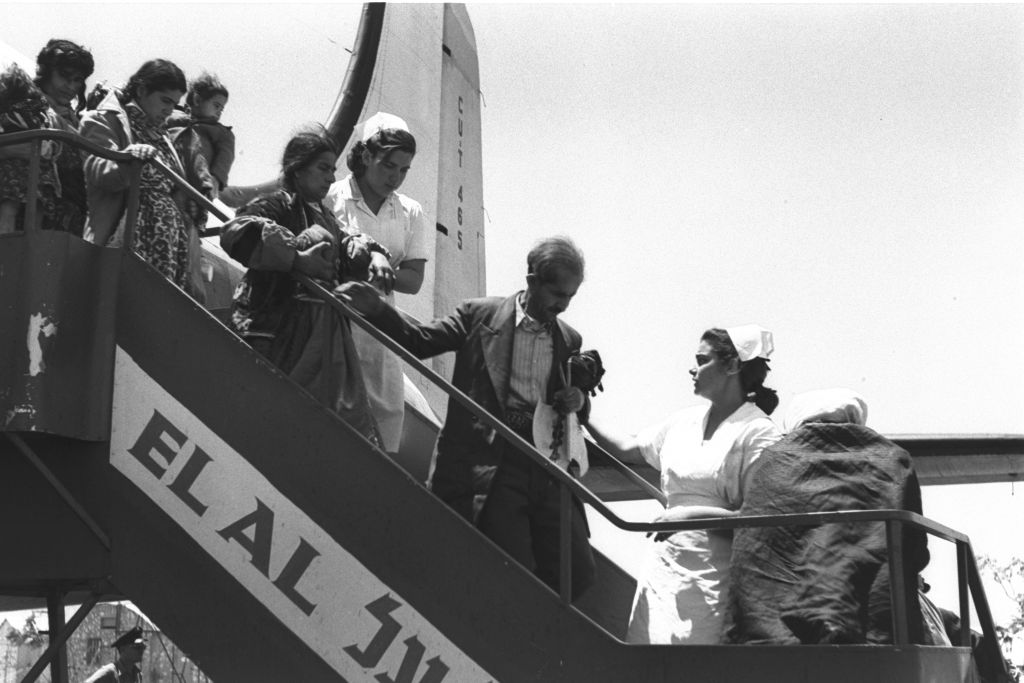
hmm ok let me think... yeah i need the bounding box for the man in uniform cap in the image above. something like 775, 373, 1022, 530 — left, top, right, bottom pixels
83, 625, 146, 683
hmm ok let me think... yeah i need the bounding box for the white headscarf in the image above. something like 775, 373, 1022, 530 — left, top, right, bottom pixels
784, 388, 868, 432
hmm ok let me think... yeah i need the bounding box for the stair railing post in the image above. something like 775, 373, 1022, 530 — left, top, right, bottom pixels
19, 594, 98, 683
121, 159, 143, 251
46, 589, 68, 683
957, 541, 972, 646
24, 139, 41, 232
885, 518, 909, 645
322, 303, 336, 405
559, 481, 572, 605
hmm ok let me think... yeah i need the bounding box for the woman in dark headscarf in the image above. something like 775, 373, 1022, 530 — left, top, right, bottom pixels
80, 59, 199, 296
221, 127, 395, 447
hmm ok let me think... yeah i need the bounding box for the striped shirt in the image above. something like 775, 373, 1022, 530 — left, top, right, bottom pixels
507, 292, 553, 412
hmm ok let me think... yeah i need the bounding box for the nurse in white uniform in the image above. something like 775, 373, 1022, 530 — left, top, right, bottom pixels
325, 113, 429, 454
585, 325, 782, 643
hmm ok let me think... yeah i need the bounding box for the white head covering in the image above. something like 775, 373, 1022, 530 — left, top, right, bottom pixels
784, 388, 869, 431
532, 404, 588, 476
359, 112, 409, 142
725, 324, 774, 362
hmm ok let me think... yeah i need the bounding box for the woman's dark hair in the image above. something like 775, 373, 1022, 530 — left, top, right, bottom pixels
701, 328, 779, 415
0, 64, 50, 126
186, 71, 229, 109
123, 59, 187, 105
281, 127, 338, 192
527, 236, 585, 284
34, 39, 94, 112
346, 127, 417, 177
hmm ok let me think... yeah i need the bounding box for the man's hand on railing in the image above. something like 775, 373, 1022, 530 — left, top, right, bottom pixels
368, 252, 395, 295
123, 143, 159, 161
334, 280, 385, 316
292, 241, 335, 280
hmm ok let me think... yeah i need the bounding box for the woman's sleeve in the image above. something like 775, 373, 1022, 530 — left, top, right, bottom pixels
220, 194, 299, 271
727, 419, 782, 507
635, 412, 682, 472
180, 129, 216, 196
337, 221, 392, 261
41, 108, 63, 160
404, 198, 430, 263
79, 112, 130, 192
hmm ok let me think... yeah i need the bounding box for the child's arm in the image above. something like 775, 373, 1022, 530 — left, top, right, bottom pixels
209, 125, 235, 190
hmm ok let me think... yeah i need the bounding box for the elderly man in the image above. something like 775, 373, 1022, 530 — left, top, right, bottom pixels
341, 235, 596, 599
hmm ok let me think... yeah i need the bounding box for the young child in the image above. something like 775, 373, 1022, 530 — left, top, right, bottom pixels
167, 72, 235, 196
0, 63, 60, 233
166, 73, 234, 303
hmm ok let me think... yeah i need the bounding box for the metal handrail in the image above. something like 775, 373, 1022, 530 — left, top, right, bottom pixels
0, 128, 143, 162
586, 438, 667, 505
1, 133, 608, 528
2, 131, 1009, 671
0, 129, 146, 246
291, 276, 967, 537
292, 278, 1010, 673
0, 128, 229, 240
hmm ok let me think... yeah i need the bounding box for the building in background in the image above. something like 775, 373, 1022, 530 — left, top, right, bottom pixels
1, 603, 210, 682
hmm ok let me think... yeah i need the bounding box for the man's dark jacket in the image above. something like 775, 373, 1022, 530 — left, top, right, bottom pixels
367, 292, 583, 522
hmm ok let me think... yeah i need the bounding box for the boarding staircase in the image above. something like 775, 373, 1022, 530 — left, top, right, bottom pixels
0, 130, 1016, 683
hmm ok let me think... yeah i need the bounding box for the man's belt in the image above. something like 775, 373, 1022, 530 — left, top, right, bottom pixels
503, 407, 580, 477
504, 408, 534, 438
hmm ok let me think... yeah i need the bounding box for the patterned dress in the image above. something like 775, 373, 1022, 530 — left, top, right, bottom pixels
0, 105, 61, 227
124, 103, 191, 290
41, 100, 88, 235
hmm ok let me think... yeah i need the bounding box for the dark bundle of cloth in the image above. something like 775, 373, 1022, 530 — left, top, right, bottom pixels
722, 419, 928, 645
567, 349, 605, 396
0, 64, 50, 133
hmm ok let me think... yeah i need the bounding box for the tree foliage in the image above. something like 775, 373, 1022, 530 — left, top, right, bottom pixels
979, 555, 1024, 638
5, 613, 46, 649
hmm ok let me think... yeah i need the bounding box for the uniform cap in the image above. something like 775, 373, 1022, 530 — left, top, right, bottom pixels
111, 626, 146, 649
725, 324, 774, 362
359, 112, 409, 142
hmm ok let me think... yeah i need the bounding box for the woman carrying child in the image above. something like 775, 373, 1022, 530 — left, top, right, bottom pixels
80, 59, 200, 296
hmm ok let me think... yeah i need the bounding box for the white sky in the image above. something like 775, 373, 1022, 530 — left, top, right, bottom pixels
3, 0, 1023, 633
